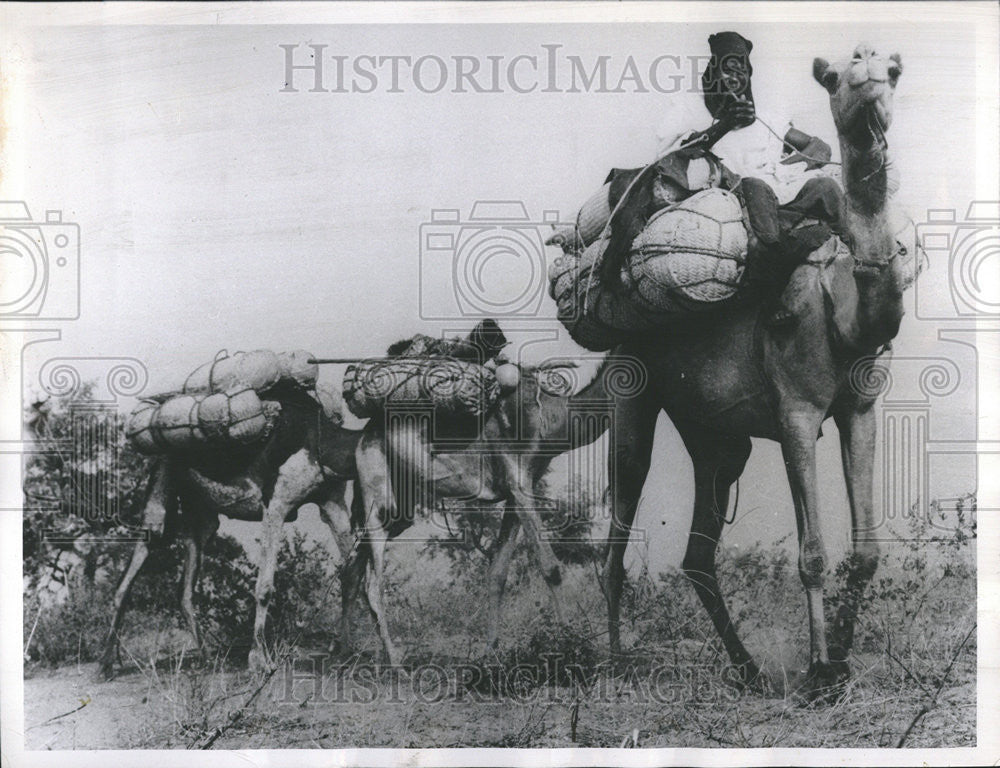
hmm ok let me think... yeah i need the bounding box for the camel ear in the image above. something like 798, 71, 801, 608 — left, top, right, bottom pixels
813, 57, 838, 93
888, 53, 903, 85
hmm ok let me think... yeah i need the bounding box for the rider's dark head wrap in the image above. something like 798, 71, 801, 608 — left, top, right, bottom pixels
702, 31, 755, 119
468, 319, 508, 359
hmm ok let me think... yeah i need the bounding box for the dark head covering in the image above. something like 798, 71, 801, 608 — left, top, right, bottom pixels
467, 318, 508, 360
701, 31, 755, 119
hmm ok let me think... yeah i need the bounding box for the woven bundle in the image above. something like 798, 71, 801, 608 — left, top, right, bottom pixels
343, 358, 501, 419
126, 387, 276, 455
181, 350, 282, 395
548, 189, 749, 351
575, 183, 613, 247
627, 189, 747, 306
150, 348, 321, 404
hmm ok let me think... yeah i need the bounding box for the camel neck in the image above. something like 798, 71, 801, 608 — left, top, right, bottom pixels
569, 355, 612, 404
529, 355, 614, 451
841, 140, 888, 219
838, 141, 904, 352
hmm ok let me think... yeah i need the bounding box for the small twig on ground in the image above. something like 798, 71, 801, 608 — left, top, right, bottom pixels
188, 657, 286, 749
883, 633, 933, 698
29, 697, 92, 729
896, 621, 975, 748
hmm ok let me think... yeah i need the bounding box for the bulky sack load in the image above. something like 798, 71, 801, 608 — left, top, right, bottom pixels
545, 183, 612, 254
343, 358, 501, 420
575, 183, 613, 247
549, 188, 749, 351
182, 350, 281, 394
126, 387, 280, 455
276, 350, 320, 390
160, 349, 319, 399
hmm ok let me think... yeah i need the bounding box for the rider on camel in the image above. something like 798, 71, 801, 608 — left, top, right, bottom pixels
598, 31, 846, 328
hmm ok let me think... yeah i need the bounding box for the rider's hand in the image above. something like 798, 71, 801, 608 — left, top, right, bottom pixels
677, 131, 711, 158
719, 99, 756, 130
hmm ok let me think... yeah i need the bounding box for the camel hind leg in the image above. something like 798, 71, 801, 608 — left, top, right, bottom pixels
317, 484, 364, 657
499, 454, 564, 623
485, 511, 521, 654
98, 459, 177, 680
674, 424, 762, 690
98, 538, 151, 680
178, 507, 220, 662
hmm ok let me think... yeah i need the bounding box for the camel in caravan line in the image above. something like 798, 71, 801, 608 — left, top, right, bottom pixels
102, 43, 911, 697
98, 382, 360, 678
348, 354, 633, 665
99, 358, 623, 675
601, 43, 911, 697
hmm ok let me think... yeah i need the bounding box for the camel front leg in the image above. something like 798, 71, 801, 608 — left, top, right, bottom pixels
831, 401, 879, 659
485, 511, 521, 654
332, 541, 367, 658
500, 454, 563, 624
602, 388, 659, 657
355, 429, 402, 666
250, 450, 322, 671
362, 523, 401, 666
779, 407, 842, 693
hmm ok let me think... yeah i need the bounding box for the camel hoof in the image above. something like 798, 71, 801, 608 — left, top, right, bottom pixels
802, 654, 850, 704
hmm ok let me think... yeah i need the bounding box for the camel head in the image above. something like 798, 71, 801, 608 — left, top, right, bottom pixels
815, 45, 908, 348
813, 44, 902, 153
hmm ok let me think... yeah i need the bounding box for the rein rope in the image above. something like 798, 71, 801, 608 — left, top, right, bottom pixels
754, 114, 843, 167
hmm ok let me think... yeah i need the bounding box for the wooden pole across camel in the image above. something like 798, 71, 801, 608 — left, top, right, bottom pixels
309, 358, 380, 365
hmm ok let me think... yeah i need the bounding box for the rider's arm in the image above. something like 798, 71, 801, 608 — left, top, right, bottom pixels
655, 94, 712, 156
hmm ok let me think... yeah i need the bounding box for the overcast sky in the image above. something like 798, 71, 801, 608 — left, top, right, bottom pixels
4, 10, 996, 572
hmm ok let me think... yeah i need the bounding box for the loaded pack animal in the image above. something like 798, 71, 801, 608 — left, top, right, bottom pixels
98, 382, 360, 678
101, 358, 620, 674
348, 355, 628, 665
601, 43, 910, 697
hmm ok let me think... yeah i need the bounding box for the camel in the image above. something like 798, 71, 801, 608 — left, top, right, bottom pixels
99, 364, 616, 675
349, 355, 626, 664
98, 383, 360, 678
601, 43, 908, 695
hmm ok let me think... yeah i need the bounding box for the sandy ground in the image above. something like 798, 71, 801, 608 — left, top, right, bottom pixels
23, 653, 975, 750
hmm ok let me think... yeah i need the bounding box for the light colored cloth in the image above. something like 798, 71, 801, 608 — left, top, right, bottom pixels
654, 91, 832, 204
